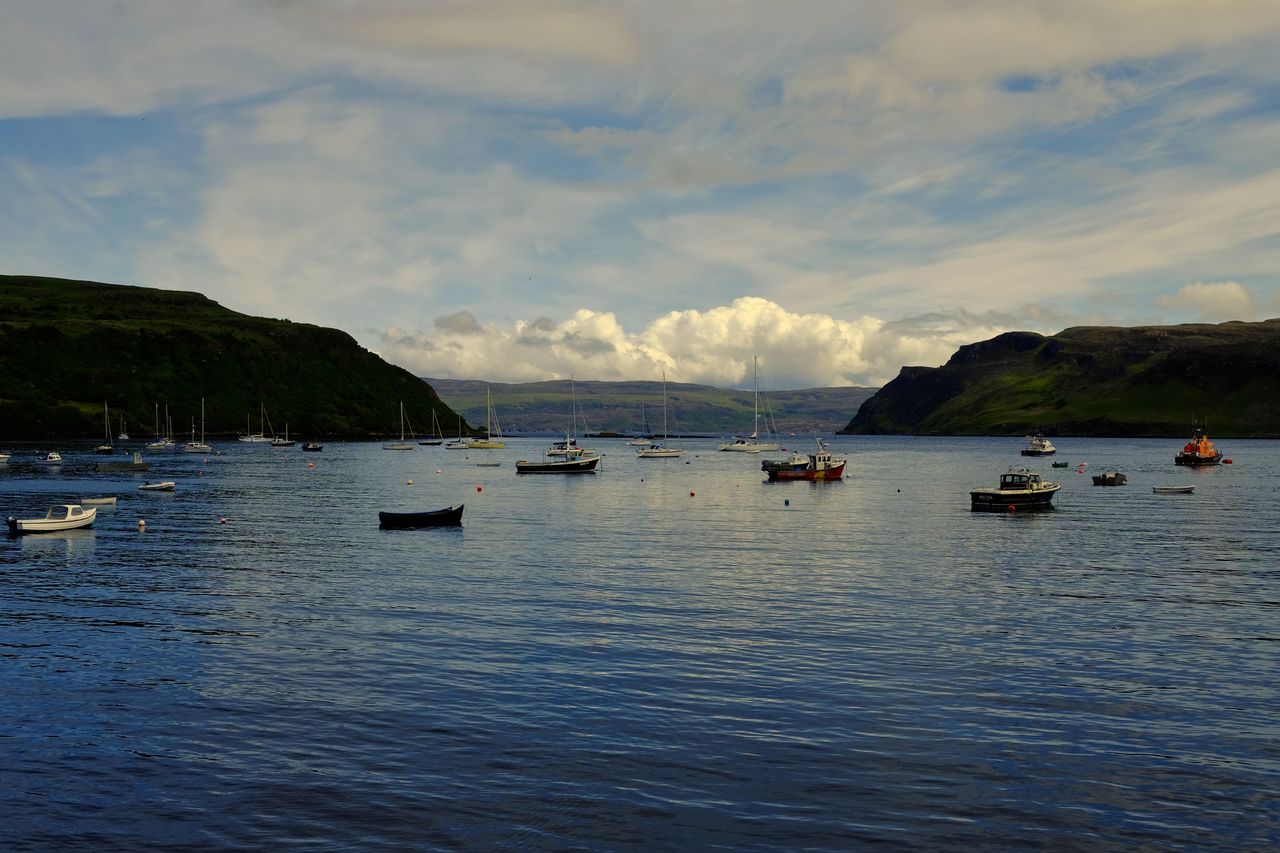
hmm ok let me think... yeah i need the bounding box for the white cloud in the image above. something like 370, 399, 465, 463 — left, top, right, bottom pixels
1156, 281, 1258, 321
379, 296, 1037, 387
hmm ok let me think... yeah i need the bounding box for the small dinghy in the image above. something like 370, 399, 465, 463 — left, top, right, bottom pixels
81, 496, 118, 505
378, 504, 464, 529
138, 481, 176, 491
1153, 485, 1194, 494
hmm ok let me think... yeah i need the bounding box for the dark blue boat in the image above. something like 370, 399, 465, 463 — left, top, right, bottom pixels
378, 504, 464, 529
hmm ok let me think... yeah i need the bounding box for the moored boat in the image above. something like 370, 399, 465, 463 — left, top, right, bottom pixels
81, 496, 118, 505
1020, 434, 1056, 456
761, 439, 845, 481
302, 441, 323, 452
970, 466, 1060, 511
36, 451, 63, 464
515, 455, 601, 474
378, 504, 464, 529
8, 504, 97, 535
1153, 485, 1195, 494
1174, 427, 1222, 466
138, 480, 176, 491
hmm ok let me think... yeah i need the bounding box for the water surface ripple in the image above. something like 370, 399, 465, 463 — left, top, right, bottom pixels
2, 436, 1278, 850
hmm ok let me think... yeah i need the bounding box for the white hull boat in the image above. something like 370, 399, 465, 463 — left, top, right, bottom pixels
8, 504, 97, 534
138, 481, 176, 491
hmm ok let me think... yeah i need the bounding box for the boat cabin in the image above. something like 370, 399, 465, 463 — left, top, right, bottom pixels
999, 468, 1044, 490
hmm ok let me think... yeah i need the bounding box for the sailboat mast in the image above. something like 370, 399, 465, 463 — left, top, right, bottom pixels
662, 372, 668, 439
752, 357, 760, 439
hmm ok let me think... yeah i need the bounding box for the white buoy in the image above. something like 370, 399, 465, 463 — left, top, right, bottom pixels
138, 519, 146, 530
407, 479, 413, 485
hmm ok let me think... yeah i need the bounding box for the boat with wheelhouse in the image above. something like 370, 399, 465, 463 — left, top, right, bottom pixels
1174, 427, 1222, 466
970, 466, 1060, 511
761, 439, 845, 481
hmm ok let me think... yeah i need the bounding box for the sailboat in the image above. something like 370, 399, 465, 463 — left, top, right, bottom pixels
240, 403, 275, 442
468, 387, 505, 449
418, 410, 445, 446
95, 402, 115, 454
117, 413, 129, 441
720, 356, 781, 452
383, 401, 416, 450
183, 398, 212, 453
146, 404, 175, 450
637, 373, 683, 458
628, 402, 651, 446
271, 423, 296, 447
547, 377, 592, 458
446, 414, 470, 449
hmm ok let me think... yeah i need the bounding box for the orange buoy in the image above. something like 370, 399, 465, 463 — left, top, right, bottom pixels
1224, 458, 1233, 464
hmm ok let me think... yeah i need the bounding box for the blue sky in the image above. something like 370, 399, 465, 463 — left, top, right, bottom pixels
3, 1, 1279, 388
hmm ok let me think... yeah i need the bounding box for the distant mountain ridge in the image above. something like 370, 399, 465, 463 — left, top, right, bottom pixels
841, 319, 1280, 437
425, 378, 877, 435
0, 275, 465, 439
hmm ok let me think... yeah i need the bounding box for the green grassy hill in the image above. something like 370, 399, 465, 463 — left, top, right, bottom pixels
426, 378, 876, 435
0, 275, 468, 440
841, 320, 1280, 436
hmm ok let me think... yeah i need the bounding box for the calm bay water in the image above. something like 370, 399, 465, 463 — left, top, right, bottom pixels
2, 435, 1278, 851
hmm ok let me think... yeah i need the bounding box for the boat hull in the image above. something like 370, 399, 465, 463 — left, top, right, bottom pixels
516, 456, 601, 474
1174, 453, 1221, 466
8, 505, 97, 534
763, 461, 845, 481
378, 504, 464, 529
970, 486, 1059, 511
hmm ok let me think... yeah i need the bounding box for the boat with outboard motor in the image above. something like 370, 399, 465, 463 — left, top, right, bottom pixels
8, 504, 97, 535
970, 466, 1060, 511
761, 438, 845, 481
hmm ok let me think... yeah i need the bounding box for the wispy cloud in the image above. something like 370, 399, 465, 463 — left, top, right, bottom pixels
2, 1, 1279, 384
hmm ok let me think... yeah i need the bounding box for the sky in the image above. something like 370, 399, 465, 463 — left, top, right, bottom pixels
3, 1, 1279, 389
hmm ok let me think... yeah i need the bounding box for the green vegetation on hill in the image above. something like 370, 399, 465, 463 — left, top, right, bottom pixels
0, 275, 468, 440
841, 320, 1280, 437
427, 378, 877, 435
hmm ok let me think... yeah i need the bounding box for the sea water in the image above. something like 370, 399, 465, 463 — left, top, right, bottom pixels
2, 436, 1277, 850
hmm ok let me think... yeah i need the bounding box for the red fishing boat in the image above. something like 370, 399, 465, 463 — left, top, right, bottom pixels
1174, 427, 1223, 466
761, 439, 846, 481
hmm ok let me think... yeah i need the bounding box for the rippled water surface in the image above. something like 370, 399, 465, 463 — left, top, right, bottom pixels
3, 436, 1278, 851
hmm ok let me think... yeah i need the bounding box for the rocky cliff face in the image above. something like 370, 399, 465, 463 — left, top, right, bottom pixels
841, 319, 1280, 436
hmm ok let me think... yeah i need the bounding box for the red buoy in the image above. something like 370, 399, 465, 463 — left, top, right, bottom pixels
1224, 458, 1233, 464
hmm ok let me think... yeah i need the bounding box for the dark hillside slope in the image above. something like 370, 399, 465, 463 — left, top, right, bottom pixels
0, 275, 466, 439
842, 320, 1280, 436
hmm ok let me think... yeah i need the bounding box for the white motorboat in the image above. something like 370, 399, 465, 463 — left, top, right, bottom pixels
138, 480, 176, 491
8, 504, 97, 534
81, 496, 118, 505
1153, 485, 1195, 494
0, 452, 10, 463
36, 451, 63, 464
1020, 434, 1056, 456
